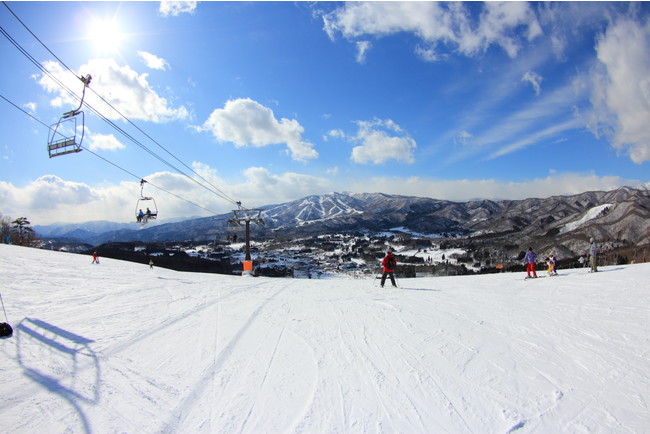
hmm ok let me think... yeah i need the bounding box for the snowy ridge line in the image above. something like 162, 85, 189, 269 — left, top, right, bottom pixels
160, 281, 298, 433
559, 203, 612, 234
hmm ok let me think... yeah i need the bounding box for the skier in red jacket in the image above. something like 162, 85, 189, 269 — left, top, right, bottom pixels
380, 249, 398, 288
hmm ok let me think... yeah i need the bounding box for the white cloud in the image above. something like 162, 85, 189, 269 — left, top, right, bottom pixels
37, 59, 188, 123
322, 2, 541, 60
326, 166, 340, 176
0, 175, 129, 224
325, 129, 345, 141
23, 102, 37, 113
414, 45, 441, 62
0, 172, 228, 225
0, 169, 641, 225
137, 51, 170, 71
146, 164, 331, 212
522, 71, 543, 96
87, 131, 126, 151
0, 165, 332, 224
349, 118, 416, 164
477, 2, 542, 57
201, 98, 318, 161
346, 172, 640, 202
454, 130, 474, 146
536, 2, 612, 61
233, 167, 332, 207
588, 18, 650, 163
356, 41, 372, 63
159, 1, 197, 17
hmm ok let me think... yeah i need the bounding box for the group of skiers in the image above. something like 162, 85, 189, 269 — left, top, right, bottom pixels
523, 248, 558, 278
524, 237, 599, 278
381, 236, 600, 284
87, 239, 600, 282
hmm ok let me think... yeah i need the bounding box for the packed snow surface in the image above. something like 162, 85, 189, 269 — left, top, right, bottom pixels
1, 244, 649, 433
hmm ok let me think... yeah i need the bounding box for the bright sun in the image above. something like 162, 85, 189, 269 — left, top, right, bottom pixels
87, 18, 124, 53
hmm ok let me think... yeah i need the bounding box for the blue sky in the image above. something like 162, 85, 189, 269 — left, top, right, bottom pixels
1, 1, 649, 224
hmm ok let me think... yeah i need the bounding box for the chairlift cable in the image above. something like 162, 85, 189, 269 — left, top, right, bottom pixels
88, 87, 240, 206
1, 2, 241, 208
0, 93, 58, 133
2, 2, 77, 77
81, 146, 221, 216
0, 94, 222, 216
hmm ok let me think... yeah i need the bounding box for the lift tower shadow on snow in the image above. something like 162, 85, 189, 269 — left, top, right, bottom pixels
227, 202, 264, 276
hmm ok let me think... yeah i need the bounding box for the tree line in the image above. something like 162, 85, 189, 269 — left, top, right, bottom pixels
1, 213, 36, 246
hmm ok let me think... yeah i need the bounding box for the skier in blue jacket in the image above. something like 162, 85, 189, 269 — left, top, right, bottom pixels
524, 247, 538, 278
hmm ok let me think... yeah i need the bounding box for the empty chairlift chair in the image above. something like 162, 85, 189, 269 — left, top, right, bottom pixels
47, 74, 91, 158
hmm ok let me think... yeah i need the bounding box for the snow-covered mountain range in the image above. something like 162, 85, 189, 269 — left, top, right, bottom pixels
35, 187, 650, 255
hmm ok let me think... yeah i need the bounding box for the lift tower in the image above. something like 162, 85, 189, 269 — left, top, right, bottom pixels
227, 202, 264, 276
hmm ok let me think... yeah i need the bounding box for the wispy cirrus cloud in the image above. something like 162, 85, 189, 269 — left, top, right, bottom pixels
522, 71, 543, 96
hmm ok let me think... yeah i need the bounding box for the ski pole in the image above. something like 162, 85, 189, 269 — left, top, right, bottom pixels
372, 270, 379, 286
0, 293, 9, 323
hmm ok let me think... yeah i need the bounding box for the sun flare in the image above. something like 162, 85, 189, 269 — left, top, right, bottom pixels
87, 18, 124, 53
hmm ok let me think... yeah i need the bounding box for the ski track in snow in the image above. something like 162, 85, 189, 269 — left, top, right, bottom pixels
1, 244, 650, 433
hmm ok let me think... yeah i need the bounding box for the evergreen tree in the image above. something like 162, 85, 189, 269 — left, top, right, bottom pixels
11, 217, 35, 246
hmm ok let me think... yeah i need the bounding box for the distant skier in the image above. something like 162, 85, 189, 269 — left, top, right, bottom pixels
546, 256, 557, 277
589, 238, 599, 272
91, 252, 100, 264
380, 249, 398, 288
149, 259, 154, 269
524, 247, 537, 278
549, 254, 558, 275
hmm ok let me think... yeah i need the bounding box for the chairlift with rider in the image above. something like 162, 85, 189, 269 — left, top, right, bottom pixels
135, 179, 158, 224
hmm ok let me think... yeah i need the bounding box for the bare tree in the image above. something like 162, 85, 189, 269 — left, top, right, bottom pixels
1, 213, 12, 244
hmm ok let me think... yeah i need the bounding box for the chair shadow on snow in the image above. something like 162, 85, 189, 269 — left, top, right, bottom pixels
16, 318, 100, 434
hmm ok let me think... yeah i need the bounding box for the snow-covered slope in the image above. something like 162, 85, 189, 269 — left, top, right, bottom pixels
1, 244, 648, 433
559, 203, 612, 234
